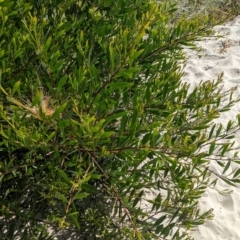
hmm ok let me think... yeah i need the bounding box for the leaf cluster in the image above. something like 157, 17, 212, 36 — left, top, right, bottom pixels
1, 0, 240, 239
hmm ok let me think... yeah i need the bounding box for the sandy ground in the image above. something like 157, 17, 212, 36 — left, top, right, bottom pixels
181, 15, 240, 240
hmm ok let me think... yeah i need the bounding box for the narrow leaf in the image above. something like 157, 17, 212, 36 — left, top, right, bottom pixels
154, 215, 166, 226
57, 76, 68, 92
109, 82, 133, 89
46, 131, 55, 142
219, 176, 236, 187
58, 169, 70, 183
44, 36, 52, 52
129, 49, 144, 63
109, 44, 114, 72
12, 81, 21, 95
208, 124, 216, 139
100, 131, 115, 138
56, 192, 67, 203
51, 103, 67, 119
69, 212, 80, 229
105, 111, 127, 123
226, 120, 233, 132
222, 160, 231, 175
209, 141, 215, 155
233, 168, 240, 178
73, 193, 89, 201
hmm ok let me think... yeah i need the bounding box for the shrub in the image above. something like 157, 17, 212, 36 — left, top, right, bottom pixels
1, 0, 240, 239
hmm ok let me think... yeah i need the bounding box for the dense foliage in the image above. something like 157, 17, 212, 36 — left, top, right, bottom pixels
1, 0, 240, 239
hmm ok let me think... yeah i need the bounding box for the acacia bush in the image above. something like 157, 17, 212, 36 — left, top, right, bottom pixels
1, 0, 240, 239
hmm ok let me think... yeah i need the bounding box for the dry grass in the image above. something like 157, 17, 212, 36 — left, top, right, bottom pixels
29, 96, 55, 117
8, 94, 56, 119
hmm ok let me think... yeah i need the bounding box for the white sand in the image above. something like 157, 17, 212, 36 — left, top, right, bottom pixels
181, 15, 240, 240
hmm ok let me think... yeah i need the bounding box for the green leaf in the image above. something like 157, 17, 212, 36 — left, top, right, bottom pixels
237, 114, 240, 126
219, 176, 236, 187
133, 190, 144, 207
120, 115, 128, 132
73, 192, 89, 201
68, 212, 80, 229
57, 76, 68, 92
100, 131, 115, 138
217, 161, 224, 167
0, 50, 4, 58
225, 135, 235, 139
172, 229, 180, 239
154, 215, 166, 226
90, 126, 100, 133
52, 60, 64, 72
161, 223, 175, 236
109, 82, 133, 90
141, 133, 151, 145
192, 125, 209, 130
0, 125, 9, 139
6, 158, 14, 169
56, 192, 67, 203
91, 174, 102, 179
231, 179, 240, 183
221, 143, 230, 156
208, 124, 216, 139
50, 51, 61, 66
226, 120, 233, 132
130, 108, 138, 129
116, 71, 132, 79
145, 85, 151, 102
82, 174, 92, 183
169, 208, 180, 223
27, 167, 33, 175
109, 44, 115, 72
12, 80, 21, 95
129, 49, 144, 63
90, 64, 99, 81
233, 168, 240, 178
0, 85, 8, 95
216, 124, 222, 137
81, 183, 97, 193
155, 224, 163, 234
58, 169, 71, 184
44, 36, 52, 52
51, 102, 67, 119
32, 91, 43, 107
209, 141, 215, 155
56, 29, 66, 38
105, 110, 128, 123
222, 160, 231, 175
46, 131, 55, 142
